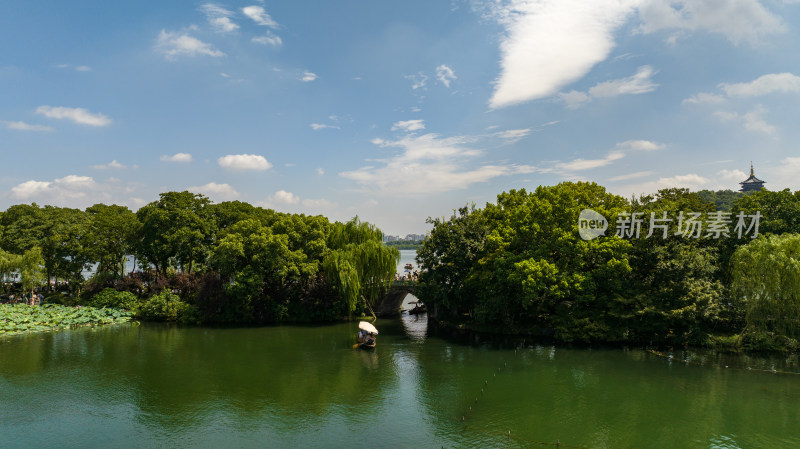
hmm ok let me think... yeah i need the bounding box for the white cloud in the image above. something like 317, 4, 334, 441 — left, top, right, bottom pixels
714, 105, 775, 135
636, 0, 785, 45
717, 169, 747, 181
188, 182, 239, 200
10, 175, 98, 203
340, 132, 534, 194
154, 30, 225, 59
493, 128, 532, 143
10, 180, 52, 199
242, 5, 279, 27
391, 119, 425, 132
218, 153, 272, 170
272, 190, 299, 204
36, 106, 112, 127
160, 153, 193, 162
435, 64, 457, 88
252, 32, 282, 46
301, 71, 318, 82
558, 90, 592, 109
548, 151, 626, 172
201, 3, 239, 33
310, 123, 339, 130
488, 0, 638, 109
719, 72, 800, 97
616, 139, 665, 151
316, 168, 325, 175
2, 121, 54, 132
55, 63, 92, 72
405, 72, 428, 90
608, 170, 655, 182
91, 160, 127, 170
682, 92, 726, 104
588, 65, 658, 97
557, 66, 658, 109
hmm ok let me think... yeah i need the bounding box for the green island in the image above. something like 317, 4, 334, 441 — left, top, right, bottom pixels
2, 184, 800, 353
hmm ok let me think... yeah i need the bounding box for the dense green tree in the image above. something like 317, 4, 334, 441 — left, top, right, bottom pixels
732, 234, 800, 339
696, 189, 746, 211
85, 204, 140, 278
0, 203, 45, 255
136, 191, 213, 274
39, 206, 93, 288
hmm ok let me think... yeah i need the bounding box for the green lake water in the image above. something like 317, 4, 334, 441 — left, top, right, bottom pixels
2, 309, 800, 448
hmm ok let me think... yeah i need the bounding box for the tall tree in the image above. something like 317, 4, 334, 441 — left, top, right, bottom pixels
732, 234, 800, 339
136, 191, 214, 274
85, 204, 140, 278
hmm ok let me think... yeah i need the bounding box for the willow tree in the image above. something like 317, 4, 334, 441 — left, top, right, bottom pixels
19, 247, 46, 303
323, 218, 399, 315
732, 234, 800, 338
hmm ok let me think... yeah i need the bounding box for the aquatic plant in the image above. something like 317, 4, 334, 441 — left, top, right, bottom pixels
0, 304, 131, 336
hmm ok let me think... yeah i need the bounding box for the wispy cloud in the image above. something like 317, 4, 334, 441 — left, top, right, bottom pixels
91, 160, 129, 170
616, 140, 665, 151
391, 119, 425, 132
310, 123, 339, 130
405, 72, 428, 90
720, 72, 800, 97
558, 66, 658, 109
160, 153, 193, 163
608, 170, 655, 182
56, 63, 92, 72
340, 132, 534, 194
493, 128, 531, 143
218, 153, 272, 170
636, 0, 785, 45
252, 32, 282, 46
589, 65, 658, 97
2, 121, 54, 132
435, 64, 456, 88
36, 106, 111, 127
154, 30, 225, 59
242, 5, 279, 28
300, 71, 318, 82
200, 3, 239, 33
714, 105, 776, 135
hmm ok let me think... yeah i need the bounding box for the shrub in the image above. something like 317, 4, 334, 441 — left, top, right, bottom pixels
137, 290, 197, 323
89, 288, 139, 310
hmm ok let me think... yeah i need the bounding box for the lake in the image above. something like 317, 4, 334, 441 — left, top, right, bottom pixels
2, 307, 799, 448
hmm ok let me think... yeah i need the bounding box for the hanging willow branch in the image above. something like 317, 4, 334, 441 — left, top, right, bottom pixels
732, 234, 800, 338
323, 217, 400, 314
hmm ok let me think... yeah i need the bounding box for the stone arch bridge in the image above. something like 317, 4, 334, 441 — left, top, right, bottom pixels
374, 280, 418, 317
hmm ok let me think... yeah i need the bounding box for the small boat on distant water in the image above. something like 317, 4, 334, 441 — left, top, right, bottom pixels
356, 321, 378, 349
407, 300, 426, 315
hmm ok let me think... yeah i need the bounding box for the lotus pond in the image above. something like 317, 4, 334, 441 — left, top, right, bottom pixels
0, 304, 131, 335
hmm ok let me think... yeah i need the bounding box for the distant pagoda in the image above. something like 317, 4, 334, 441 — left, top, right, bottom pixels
739, 162, 765, 192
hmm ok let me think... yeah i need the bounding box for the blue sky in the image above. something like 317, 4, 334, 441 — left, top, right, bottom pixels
2, 0, 800, 235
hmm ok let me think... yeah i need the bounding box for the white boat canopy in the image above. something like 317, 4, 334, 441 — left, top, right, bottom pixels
358, 321, 379, 334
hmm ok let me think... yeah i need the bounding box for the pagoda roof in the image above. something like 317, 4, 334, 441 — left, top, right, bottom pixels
739, 174, 765, 185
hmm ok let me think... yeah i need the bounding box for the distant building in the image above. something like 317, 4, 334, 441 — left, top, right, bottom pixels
739, 163, 765, 192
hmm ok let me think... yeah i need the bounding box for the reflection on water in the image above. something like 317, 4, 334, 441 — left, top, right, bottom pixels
2, 318, 800, 448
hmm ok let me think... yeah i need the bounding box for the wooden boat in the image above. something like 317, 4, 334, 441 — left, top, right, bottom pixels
407, 300, 427, 315
357, 321, 378, 349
